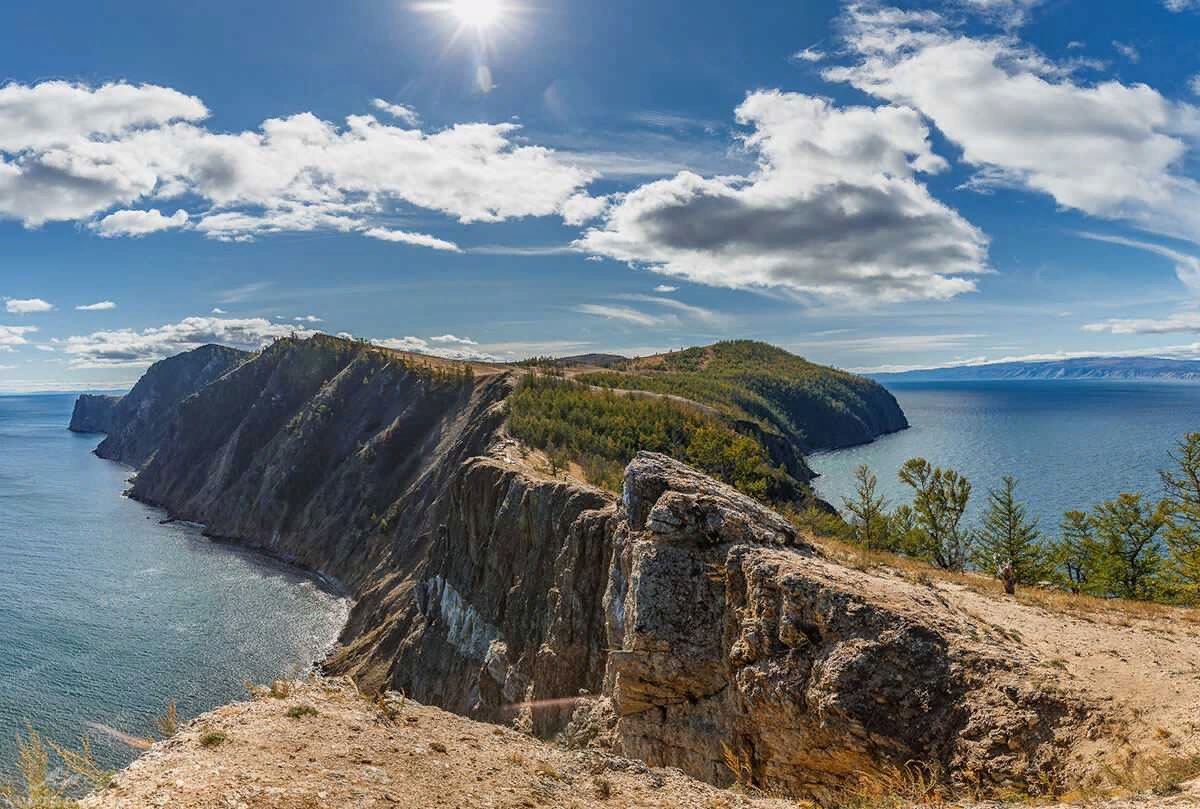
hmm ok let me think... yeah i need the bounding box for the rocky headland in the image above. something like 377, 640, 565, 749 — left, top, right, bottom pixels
66, 335, 1200, 804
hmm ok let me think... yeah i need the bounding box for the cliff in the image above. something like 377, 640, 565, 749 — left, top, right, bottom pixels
69, 335, 1149, 799
69, 344, 248, 466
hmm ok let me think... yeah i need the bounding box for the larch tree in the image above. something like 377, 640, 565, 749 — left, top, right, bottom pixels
1091, 492, 1166, 601
898, 458, 973, 571
843, 464, 891, 551
1161, 432, 1200, 602
971, 476, 1046, 593
1053, 510, 1100, 595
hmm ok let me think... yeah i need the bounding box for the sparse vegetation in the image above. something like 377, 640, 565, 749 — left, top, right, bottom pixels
0, 729, 111, 809
153, 700, 179, 738
286, 704, 319, 719
198, 728, 226, 748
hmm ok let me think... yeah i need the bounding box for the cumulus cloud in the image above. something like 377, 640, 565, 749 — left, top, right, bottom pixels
64, 316, 312, 367
76, 300, 116, 311
91, 208, 188, 237
654, 285, 678, 293
362, 227, 461, 252
576, 90, 988, 302
210, 307, 226, 314
0, 325, 37, 350
0, 81, 595, 241
825, 5, 1200, 244
371, 335, 498, 361
5, 298, 53, 313
429, 334, 478, 345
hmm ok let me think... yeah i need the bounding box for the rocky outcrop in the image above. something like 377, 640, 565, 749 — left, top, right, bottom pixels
69, 344, 247, 467
68, 393, 120, 433
71, 336, 1110, 800
605, 455, 1096, 797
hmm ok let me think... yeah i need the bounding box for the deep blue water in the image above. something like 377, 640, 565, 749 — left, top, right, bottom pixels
811, 380, 1200, 534
0, 394, 349, 772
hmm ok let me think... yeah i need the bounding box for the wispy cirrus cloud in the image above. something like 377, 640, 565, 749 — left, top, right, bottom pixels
573, 304, 669, 328
76, 301, 116, 311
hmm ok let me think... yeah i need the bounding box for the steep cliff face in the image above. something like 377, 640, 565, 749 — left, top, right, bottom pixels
68, 394, 120, 433
69, 344, 248, 467
73, 336, 1113, 800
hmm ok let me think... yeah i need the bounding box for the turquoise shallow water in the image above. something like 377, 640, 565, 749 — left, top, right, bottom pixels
810, 380, 1200, 534
0, 393, 349, 772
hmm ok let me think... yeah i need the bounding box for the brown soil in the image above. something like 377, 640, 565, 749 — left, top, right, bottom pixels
79, 678, 797, 809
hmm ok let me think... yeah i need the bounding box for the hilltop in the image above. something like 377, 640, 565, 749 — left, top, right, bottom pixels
871, 356, 1200, 383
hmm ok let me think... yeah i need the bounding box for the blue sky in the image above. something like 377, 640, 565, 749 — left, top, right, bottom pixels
3, 0, 1200, 390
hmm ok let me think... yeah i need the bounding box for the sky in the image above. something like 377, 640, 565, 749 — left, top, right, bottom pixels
3, 0, 1200, 390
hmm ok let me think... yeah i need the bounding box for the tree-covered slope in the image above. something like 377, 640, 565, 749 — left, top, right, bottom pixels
575, 340, 909, 457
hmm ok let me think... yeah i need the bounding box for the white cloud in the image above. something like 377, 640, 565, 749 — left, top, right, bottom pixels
791, 47, 826, 63
293, 315, 323, 323
957, 0, 1044, 27
1112, 41, 1140, 63
210, 307, 227, 314
559, 193, 610, 226
429, 334, 478, 345
1083, 311, 1200, 335
1164, 0, 1200, 10
1190, 74, 1200, 96
370, 99, 420, 126
576, 90, 988, 303
34, 344, 54, 352
91, 208, 188, 237
654, 285, 678, 293
826, 6, 1200, 245
5, 298, 53, 314
0, 80, 207, 152
1076, 231, 1200, 288
573, 304, 669, 327
371, 335, 498, 361
0, 325, 37, 349
0, 82, 595, 242
362, 227, 461, 252
63, 315, 313, 367
217, 282, 272, 303
76, 301, 116, 311
616, 294, 731, 327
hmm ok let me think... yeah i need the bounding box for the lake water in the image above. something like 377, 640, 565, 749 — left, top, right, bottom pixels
0, 393, 349, 774
810, 380, 1200, 534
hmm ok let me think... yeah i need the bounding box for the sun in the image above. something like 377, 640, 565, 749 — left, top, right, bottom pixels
448, 0, 503, 27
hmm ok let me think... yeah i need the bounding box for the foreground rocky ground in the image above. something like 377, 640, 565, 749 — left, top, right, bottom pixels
79, 678, 799, 809
77, 677, 1200, 809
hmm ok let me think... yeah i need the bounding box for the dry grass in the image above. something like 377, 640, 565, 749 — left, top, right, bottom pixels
153, 700, 178, 738
809, 534, 1200, 628
0, 729, 111, 809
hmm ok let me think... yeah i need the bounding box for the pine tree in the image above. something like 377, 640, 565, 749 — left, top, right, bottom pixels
843, 464, 891, 551
1091, 492, 1165, 601
1052, 510, 1100, 594
1161, 432, 1200, 603
898, 458, 973, 571
971, 476, 1045, 591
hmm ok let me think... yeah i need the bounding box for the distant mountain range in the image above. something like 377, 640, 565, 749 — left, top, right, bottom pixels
870, 356, 1200, 383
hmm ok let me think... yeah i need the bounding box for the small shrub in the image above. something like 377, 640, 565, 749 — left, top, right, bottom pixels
592, 775, 612, 799
269, 681, 292, 699
286, 704, 319, 720
429, 741, 447, 754
154, 699, 179, 738
198, 728, 227, 748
